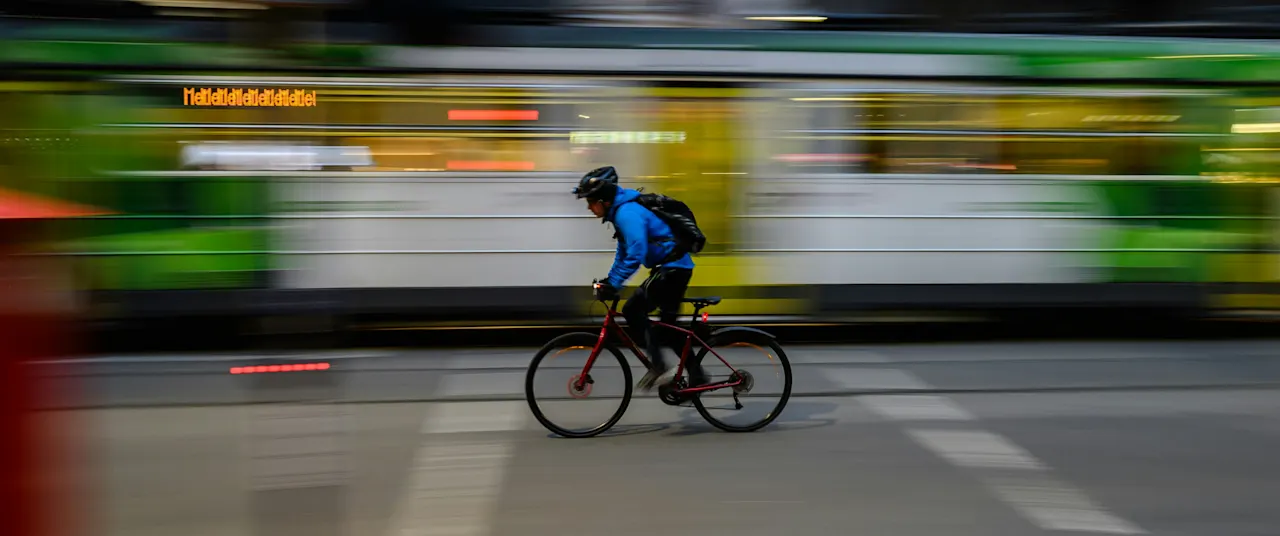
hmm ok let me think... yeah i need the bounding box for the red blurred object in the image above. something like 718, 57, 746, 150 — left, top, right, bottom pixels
230, 362, 332, 374
447, 109, 539, 121
0, 189, 106, 536
446, 160, 536, 171
0, 187, 113, 220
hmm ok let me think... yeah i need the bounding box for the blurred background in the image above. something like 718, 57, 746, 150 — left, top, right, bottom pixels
4, 2, 1280, 536
0, 0, 1278, 344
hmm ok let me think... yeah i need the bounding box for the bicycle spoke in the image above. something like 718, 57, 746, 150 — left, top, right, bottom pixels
525, 332, 633, 438
692, 336, 793, 433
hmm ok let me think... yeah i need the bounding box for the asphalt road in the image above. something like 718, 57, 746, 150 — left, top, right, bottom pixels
40, 340, 1280, 536
33, 339, 1280, 408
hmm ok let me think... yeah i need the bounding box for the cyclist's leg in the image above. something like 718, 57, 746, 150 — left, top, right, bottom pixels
640, 267, 694, 388
621, 288, 656, 365
651, 268, 707, 386
622, 271, 663, 389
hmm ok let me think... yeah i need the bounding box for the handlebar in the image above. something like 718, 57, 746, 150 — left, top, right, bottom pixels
591, 279, 621, 310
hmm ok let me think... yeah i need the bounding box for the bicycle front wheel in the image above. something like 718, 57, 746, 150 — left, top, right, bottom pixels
525, 332, 633, 438
691, 330, 793, 433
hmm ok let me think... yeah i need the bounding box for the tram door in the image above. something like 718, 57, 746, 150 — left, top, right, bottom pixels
638, 83, 768, 315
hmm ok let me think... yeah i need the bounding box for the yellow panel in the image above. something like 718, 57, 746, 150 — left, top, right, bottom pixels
1212, 294, 1280, 309
646, 87, 741, 99
1209, 253, 1280, 283
567, 85, 805, 318
643, 86, 744, 311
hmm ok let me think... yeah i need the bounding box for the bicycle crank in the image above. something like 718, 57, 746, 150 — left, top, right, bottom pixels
658, 379, 692, 407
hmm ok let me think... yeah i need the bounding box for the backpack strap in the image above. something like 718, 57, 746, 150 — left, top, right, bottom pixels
613, 228, 675, 245
611, 198, 676, 245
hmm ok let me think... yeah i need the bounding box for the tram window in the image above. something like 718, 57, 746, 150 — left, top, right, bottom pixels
773, 100, 863, 174
360, 136, 576, 172
872, 95, 996, 130
375, 99, 583, 128
998, 139, 1102, 175
877, 139, 1000, 173
991, 137, 1201, 175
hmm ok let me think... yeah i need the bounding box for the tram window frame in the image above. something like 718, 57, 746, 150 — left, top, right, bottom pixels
774, 89, 1222, 176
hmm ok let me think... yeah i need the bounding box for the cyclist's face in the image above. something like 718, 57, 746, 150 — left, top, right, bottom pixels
587, 199, 606, 217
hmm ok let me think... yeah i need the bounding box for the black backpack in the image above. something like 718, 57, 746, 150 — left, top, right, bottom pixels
613, 191, 707, 261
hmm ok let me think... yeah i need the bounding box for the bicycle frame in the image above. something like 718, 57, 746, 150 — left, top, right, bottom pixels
573, 299, 742, 395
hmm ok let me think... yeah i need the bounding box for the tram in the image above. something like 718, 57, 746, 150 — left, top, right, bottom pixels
5, 30, 1278, 325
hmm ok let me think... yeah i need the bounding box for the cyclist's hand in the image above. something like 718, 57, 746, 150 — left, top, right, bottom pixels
594, 280, 618, 301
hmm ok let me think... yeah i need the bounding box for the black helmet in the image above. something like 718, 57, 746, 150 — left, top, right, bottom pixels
572, 166, 619, 201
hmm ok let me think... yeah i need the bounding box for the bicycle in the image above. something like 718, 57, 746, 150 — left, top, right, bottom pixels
524, 279, 793, 438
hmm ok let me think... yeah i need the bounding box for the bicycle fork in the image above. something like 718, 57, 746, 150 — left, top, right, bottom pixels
571, 327, 612, 392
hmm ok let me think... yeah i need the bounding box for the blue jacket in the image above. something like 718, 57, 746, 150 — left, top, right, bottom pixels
604, 187, 695, 289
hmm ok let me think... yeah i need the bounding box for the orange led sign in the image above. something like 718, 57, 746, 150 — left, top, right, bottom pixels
184, 87, 318, 107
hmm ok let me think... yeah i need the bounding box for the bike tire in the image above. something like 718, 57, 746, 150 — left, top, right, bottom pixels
525, 332, 633, 438
691, 331, 793, 433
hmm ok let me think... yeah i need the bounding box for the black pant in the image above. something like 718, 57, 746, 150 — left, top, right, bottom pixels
622, 267, 702, 378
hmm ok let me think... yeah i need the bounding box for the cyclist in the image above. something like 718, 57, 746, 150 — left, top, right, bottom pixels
573, 166, 708, 391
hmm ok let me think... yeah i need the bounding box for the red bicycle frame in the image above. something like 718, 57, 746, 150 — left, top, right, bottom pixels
573, 300, 742, 395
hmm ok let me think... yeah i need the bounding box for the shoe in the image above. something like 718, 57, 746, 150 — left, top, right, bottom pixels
637, 365, 677, 392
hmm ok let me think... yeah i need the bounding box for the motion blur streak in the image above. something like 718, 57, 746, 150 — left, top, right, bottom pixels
5, 2, 1280, 536
0, 220, 88, 536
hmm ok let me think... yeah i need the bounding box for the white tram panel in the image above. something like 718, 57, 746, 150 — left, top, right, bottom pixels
745, 175, 1109, 284
745, 82, 1110, 285
273, 173, 615, 289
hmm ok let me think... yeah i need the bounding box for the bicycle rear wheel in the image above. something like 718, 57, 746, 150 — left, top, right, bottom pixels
691, 330, 792, 433
525, 332, 633, 438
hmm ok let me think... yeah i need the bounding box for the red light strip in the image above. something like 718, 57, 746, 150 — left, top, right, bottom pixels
446, 160, 536, 171
448, 110, 539, 121
230, 363, 331, 374
773, 153, 872, 162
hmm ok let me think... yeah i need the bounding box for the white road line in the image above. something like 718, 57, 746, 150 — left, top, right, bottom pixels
421, 401, 527, 435
907, 429, 1046, 470
860, 395, 977, 421
846, 362, 1146, 534
823, 367, 931, 391
789, 348, 891, 364
986, 474, 1146, 534
383, 440, 514, 536
437, 372, 525, 398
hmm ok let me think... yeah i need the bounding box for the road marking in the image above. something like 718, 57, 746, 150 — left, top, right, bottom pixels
851, 363, 1146, 534
986, 474, 1146, 534
907, 429, 1046, 470
384, 440, 513, 536
437, 372, 524, 398
860, 395, 976, 421
789, 348, 891, 364
421, 401, 527, 434
823, 367, 931, 391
